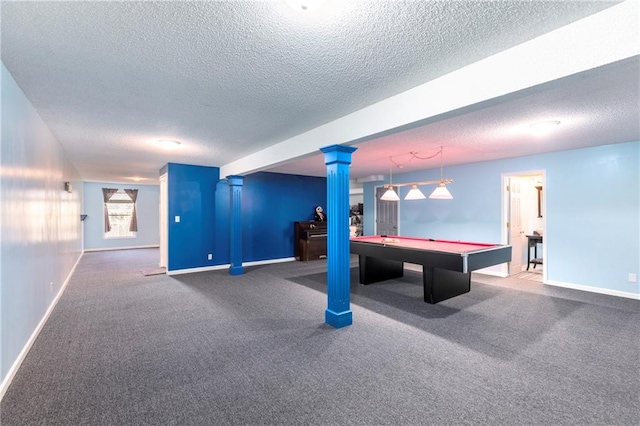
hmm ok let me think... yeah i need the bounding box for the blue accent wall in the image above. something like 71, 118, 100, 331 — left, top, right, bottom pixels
364, 141, 639, 295
83, 182, 159, 250
1, 63, 83, 383
166, 168, 326, 270
167, 163, 220, 271
242, 172, 326, 262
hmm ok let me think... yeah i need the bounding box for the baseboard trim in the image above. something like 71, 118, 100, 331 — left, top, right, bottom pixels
244, 257, 295, 267
473, 270, 510, 278
0, 251, 84, 401
166, 257, 296, 276
167, 264, 230, 275
84, 245, 159, 252
407, 266, 636, 299
545, 280, 640, 300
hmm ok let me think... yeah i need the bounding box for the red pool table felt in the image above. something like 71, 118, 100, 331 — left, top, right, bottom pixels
350, 235, 497, 254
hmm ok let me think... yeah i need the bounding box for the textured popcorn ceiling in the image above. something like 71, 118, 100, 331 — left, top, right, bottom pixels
0, 0, 636, 182
271, 57, 640, 177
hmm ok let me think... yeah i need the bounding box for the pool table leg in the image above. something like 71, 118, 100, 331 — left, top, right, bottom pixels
358, 255, 404, 284
423, 267, 471, 304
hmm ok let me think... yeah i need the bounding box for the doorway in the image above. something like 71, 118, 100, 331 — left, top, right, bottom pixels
159, 173, 168, 268
502, 171, 546, 282
375, 186, 399, 236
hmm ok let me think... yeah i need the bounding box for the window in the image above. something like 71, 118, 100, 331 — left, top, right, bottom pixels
103, 188, 138, 239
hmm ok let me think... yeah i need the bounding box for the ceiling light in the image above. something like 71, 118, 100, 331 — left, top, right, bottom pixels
405, 185, 426, 200
429, 183, 453, 199
157, 139, 181, 149
285, 0, 324, 12
381, 187, 400, 201
380, 163, 400, 201
530, 120, 561, 134
428, 146, 453, 200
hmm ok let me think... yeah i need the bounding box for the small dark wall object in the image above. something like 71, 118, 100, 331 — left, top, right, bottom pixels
64, 181, 73, 193
314, 205, 327, 222
535, 186, 543, 218
80, 214, 88, 222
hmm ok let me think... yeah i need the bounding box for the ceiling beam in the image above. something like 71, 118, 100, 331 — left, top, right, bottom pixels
221, 1, 639, 178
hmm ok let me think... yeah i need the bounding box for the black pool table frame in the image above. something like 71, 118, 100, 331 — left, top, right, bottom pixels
350, 239, 512, 304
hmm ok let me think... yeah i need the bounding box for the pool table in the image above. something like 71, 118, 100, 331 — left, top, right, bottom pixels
350, 236, 512, 304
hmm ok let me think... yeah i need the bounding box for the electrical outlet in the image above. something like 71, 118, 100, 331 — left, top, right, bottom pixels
174, 216, 180, 223
207, 254, 213, 260
629, 273, 637, 283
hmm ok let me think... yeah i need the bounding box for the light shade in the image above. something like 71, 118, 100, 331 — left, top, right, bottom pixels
404, 184, 426, 200
429, 183, 453, 199
380, 187, 400, 201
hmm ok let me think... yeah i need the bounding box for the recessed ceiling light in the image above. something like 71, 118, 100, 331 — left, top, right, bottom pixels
157, 139, 181, 149
285, 0, 324, 12
530, 120, 561, 134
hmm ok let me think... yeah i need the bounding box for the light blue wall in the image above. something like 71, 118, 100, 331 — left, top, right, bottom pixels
1, 63, 83, 383
364, 141, 639, 295
83, 182, 159, 250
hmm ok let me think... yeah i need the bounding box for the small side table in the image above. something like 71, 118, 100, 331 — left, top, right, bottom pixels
526, 235, 543, 271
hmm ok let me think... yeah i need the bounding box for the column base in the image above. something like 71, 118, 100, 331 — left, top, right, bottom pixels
229, 265, 244, 276
325, 308, 352, 329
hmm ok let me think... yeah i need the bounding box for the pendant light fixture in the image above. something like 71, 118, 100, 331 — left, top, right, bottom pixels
378, 147, 453, 202
429, 147, 453, 199
380, 164, 400, 201
429, 183, 453, 199
404, 184, 426, 200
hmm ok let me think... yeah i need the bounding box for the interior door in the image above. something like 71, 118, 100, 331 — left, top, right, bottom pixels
376, 186, 398, 236
508, 177, 524, 274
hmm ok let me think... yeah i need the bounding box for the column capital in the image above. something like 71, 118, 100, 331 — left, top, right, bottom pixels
320, 145, 357, 165
226, 175, 245, 186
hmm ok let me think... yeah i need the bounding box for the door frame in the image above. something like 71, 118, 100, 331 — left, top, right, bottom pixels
501, 170, 547, 282
159, 173, 168, 268
374, 184, 400, 236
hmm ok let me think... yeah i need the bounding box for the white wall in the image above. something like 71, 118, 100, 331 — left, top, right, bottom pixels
1, 64, 83, 389
83, 182, 159, 251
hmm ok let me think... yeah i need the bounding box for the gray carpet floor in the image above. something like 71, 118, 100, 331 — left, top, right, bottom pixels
2, 248, 639, 425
